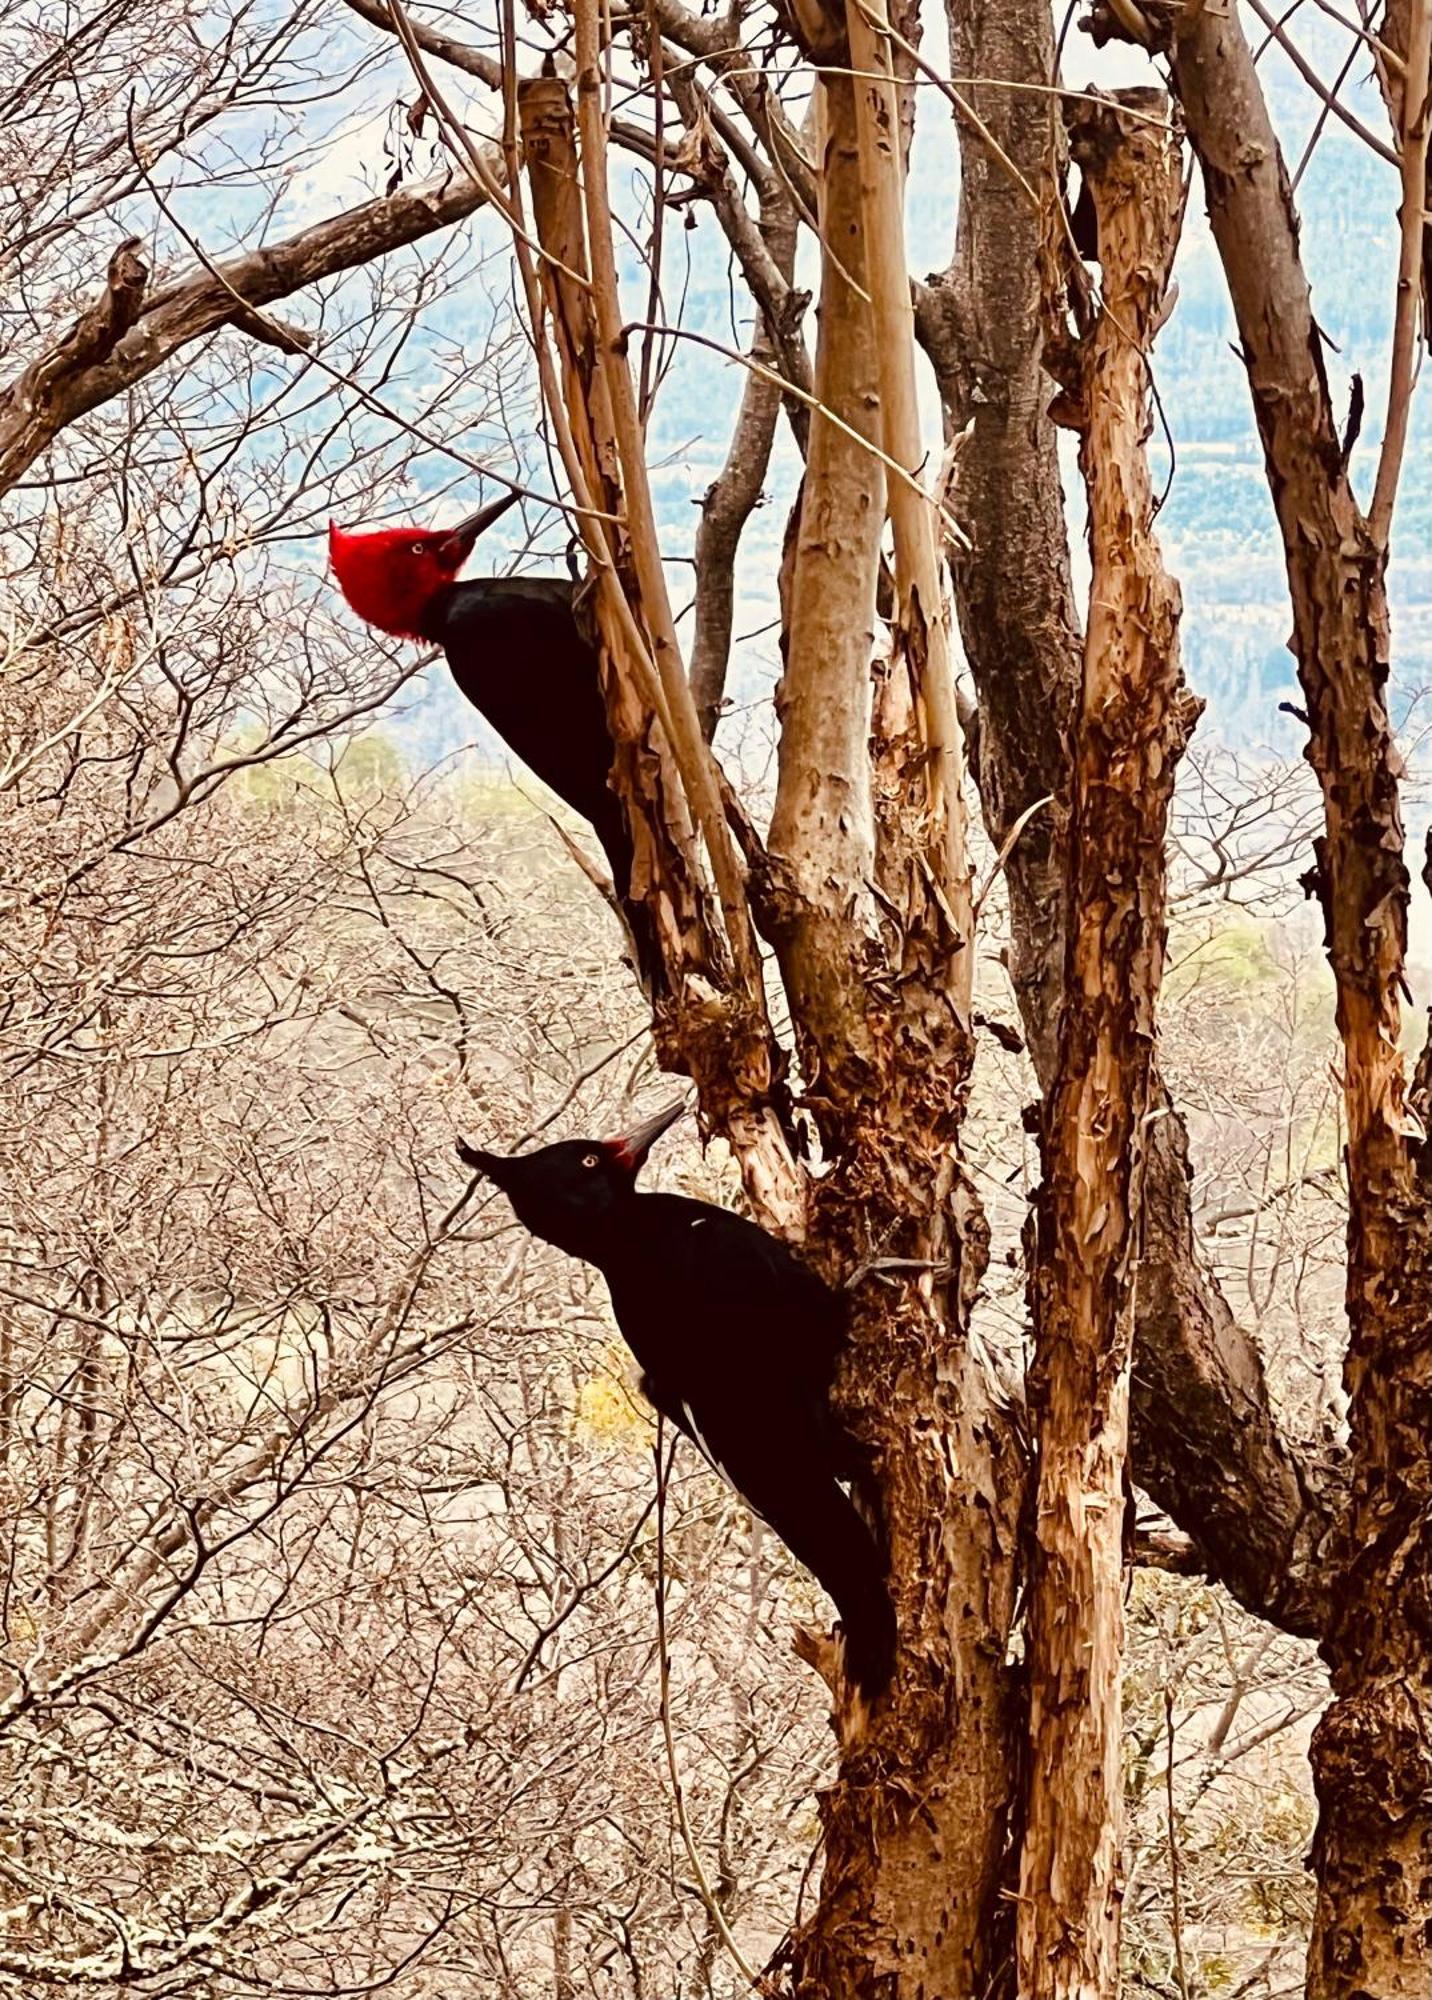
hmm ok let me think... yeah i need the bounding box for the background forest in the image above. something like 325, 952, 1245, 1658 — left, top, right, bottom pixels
1, 0, 1428, 1995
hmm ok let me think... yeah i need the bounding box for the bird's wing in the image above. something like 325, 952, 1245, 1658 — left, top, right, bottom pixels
641, 1194, 847, 1392
641, 1372, 725, 1477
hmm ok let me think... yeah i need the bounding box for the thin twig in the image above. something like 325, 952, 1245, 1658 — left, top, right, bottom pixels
1369, 0, 1432, 543
119, 103, 610, 530
653, 1426, 766, 1995
1242, 0, 1402, 165
622, 318, 971, 547
1164, 1686, 1192, 2000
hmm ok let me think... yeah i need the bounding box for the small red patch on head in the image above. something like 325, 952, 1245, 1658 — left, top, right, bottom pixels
328, 523, 465, 640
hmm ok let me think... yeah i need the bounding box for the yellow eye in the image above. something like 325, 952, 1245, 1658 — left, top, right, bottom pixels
582, 1153, 600, 1168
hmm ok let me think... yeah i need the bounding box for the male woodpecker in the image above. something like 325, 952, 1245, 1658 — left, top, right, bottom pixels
328, 497, 654, 974
458, 1101, 896, 1702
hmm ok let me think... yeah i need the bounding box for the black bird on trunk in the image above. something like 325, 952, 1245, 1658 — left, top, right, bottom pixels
329, 497, 657, 978
458, 1102, 895, 1702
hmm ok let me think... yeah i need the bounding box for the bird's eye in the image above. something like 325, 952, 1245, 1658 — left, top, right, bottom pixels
410, 540, 426, 556
581, 1153, 600, 1169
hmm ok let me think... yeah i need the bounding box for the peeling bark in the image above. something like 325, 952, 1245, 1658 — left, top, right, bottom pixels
519, 73, 802, 1226
845, 0, 974, 998
768, 67, 1021, 2000
1149, 4, 1432, 1988
764, 75, 885, 1120
922, 0, 1339, 1640
1018, 88, 1194, 2000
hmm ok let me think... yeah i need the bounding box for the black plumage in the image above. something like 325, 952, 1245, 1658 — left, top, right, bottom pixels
329, 498, 657, 980
420, 575, 634, 903
459, 1103, 895, 1700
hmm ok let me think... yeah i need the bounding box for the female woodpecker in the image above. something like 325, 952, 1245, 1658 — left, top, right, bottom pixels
459, 1101, 896, 1702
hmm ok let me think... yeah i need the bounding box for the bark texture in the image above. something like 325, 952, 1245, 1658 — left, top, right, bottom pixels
921, 0, 1338, 1639
519, 72, 801, 1224
764, 75, 885, 1118
1153, 5, 1432, 1989
845, 0, 974, 985
1018, 89, 1194, 2000
769, 67, 1021, 2000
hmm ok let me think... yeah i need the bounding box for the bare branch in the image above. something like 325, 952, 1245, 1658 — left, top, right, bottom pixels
0, 167, 498, 497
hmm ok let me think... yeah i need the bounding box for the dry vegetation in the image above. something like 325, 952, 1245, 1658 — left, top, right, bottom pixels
3, 0, 1427, 1992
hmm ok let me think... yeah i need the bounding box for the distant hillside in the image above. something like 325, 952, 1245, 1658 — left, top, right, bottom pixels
384, 18, 1430, 906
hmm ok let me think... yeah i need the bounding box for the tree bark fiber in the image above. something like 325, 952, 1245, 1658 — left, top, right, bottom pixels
1158, 7, 1432, 1990
1017, 89, 1194, 2000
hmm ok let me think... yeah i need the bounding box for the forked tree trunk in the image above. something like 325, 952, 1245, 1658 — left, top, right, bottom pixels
923, 0, 1338, 1641
1018, 89, 1194, 2000
522, 46, 1023, 1993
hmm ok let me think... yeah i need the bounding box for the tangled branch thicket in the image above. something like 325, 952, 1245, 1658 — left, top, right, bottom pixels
2, 0, 1425, 1992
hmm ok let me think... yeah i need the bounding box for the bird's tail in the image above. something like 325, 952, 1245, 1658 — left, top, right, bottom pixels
765, 1477, 897, 1702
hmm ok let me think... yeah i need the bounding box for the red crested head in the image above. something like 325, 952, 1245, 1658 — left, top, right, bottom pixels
328, 491, 518, 640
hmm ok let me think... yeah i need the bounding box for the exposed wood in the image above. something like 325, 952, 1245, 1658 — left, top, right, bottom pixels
518, 71, 804, 1232
570, 0, 764, 1001
764, 75, 885, 1123
1018, 88, 1193, 2000
923, 0, 1339, 1641
844, 0, 973, 1010
519, 78, 696, 968
1153, 3, 1432, 1988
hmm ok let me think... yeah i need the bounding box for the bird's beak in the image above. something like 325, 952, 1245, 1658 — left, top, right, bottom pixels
604, 1099, 687, 1172
457, 1139, 505, 1181
436, 490, 520, 567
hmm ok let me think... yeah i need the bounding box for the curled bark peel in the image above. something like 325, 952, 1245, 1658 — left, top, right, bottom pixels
774, 70, 1017, 2000
518, 71, 803, 1229
1159, 3, 1432, 1987
927, 0, 1338, 1639
1018, 89, 1193, 2000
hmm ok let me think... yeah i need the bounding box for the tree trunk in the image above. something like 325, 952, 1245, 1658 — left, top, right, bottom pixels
1151, 4, 1432, 1989
518, 65, 803, 1225
1018, 88, 1194, 2000
921, 0, 1339, 1640
767, 65, 1023, 2000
